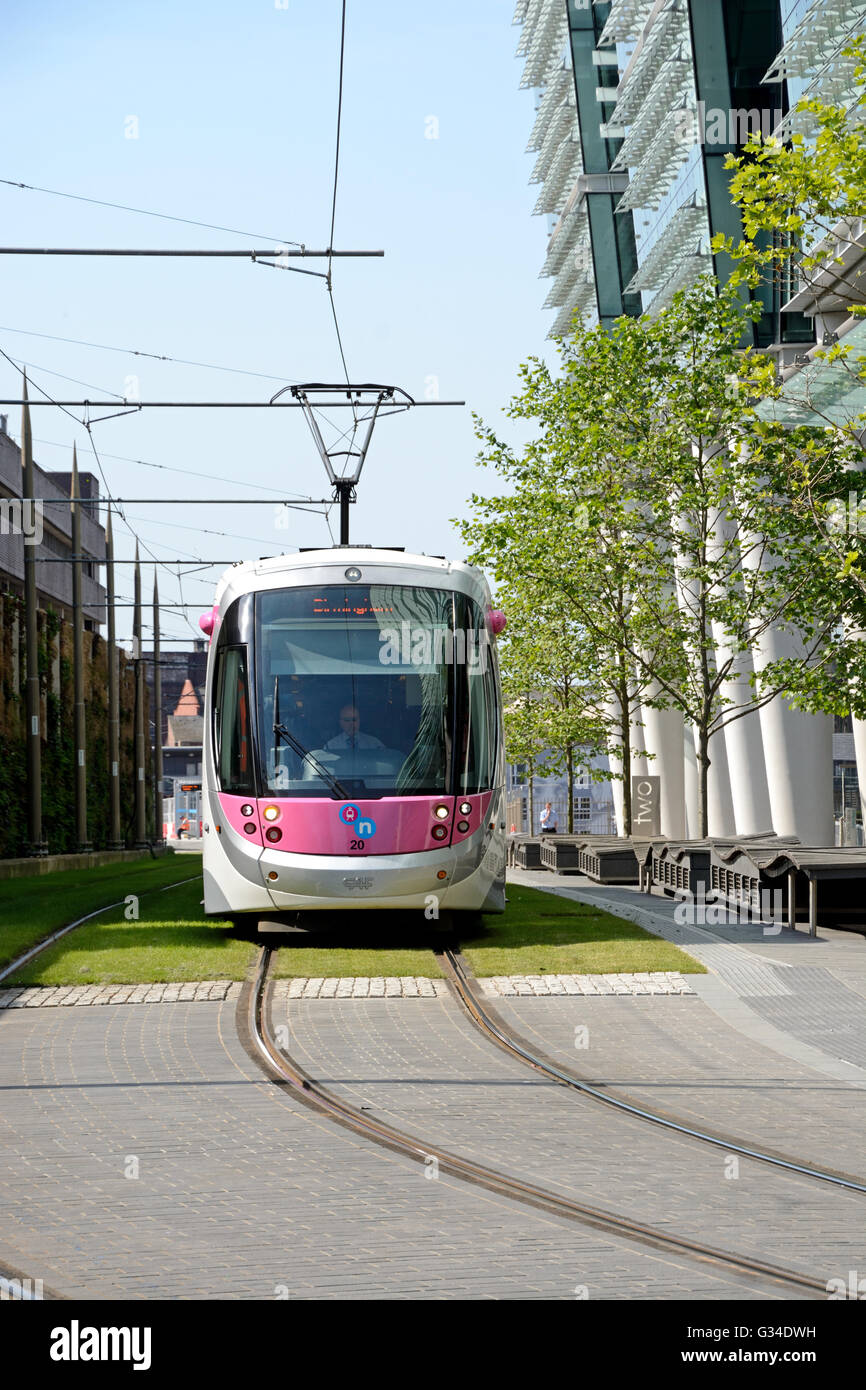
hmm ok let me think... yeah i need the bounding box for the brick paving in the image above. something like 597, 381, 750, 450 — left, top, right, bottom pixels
0, 997, 793, 1300
489, 993, 866, 1176
280, 991, 866, 1287
509, 868, 866, 1084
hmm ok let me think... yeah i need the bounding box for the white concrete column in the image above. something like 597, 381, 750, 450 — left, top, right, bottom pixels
683, 724, 699, 838
711, 640, 774, 836
630, 711, 649, 780
641, 695, 686, 837
853, 718, 866, 841
704, 721, 737, 838
747, 624, 834, 844
608, 742, 625, 836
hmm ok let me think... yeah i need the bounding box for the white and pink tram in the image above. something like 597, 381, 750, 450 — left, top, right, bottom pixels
199, 548, 507, 927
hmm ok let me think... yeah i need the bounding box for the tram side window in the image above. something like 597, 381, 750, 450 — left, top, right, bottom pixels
215, 646, 254, 795
460, 619, 498, 794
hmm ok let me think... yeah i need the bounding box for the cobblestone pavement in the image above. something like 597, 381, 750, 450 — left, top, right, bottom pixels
280, 991, 866, 1286
0, 998, 795, 1300
509, 869, 866, 1084
488, 993, 866, 1176
477, 971, 694, 997
0, 973, 694, 1006
0, 982, 242, 1009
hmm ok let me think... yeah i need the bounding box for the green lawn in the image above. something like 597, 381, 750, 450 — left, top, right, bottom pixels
0, 854, 205, 972
268, 913, 445, 979
6, 877, 257, 986
1, 866, 704, 987
461, 884, 705, 978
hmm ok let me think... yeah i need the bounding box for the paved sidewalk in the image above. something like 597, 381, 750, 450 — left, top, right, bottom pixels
509, 868, 866, 1086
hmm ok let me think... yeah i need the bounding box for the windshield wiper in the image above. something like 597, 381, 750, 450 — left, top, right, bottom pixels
272, 676, 350, 799
272, 722, 352, 800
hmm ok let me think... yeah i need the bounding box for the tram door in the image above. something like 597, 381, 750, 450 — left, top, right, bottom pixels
173, 781, 202, 839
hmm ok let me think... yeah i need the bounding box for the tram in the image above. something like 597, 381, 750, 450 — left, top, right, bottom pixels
199, 548, 507, 926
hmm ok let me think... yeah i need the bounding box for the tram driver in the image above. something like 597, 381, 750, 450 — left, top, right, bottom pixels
325, 704, 385, 752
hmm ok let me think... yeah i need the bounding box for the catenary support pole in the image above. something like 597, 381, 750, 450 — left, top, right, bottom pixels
71, 447, 91, 852
133, 545, 148, 847
152, 574, 163, 845
21, 375, 46, 855
105, 508, 123, 848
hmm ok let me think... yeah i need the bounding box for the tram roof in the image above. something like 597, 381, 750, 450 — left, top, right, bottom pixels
212, 547, 491, 609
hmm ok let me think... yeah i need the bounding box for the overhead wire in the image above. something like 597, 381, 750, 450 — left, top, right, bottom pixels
0, 176, 306, 248
29, 435, 325, 500
321, 0, 356, 536
0, 323, 304, 385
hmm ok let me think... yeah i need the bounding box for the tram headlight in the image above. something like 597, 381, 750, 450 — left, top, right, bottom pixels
243, 822, 256, 835
457, 820, 470, 833
266, 827, 282, 843
459, 801, 472, 816
433, 804, 450, 820
431, 825, 448, 841
263, 805, 280, 822
345, 567, 362, 582
240, 803, 254, 817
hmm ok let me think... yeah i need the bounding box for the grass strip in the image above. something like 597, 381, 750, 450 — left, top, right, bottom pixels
0, 854, 204, 972
461, 884, 706, 978
4, 874, 257, 986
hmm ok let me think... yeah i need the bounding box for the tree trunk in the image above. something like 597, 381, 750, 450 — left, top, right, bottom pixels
620, 688, 632, 837
566, 745, 574, 834
528, 757, 535, 835
697, 725, 710, 839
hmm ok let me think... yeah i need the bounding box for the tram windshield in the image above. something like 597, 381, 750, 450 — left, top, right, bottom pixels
255, 584, 460, 798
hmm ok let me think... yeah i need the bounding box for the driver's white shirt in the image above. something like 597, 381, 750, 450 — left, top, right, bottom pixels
325, 731, 385, 750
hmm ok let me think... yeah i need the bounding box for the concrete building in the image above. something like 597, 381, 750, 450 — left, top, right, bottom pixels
513, 0, 866, 844
0, 420, 106, 627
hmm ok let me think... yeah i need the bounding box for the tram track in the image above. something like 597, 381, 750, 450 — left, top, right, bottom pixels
438, 946, 866, 1196
249, 944, 831, 1299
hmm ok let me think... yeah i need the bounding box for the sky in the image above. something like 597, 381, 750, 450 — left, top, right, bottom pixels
0, 0, 553, 645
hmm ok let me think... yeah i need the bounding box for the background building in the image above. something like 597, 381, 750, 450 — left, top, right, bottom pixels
0, 420, 106, 626
512, 0, 866, 844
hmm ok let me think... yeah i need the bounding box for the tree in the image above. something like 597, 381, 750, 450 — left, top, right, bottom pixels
496, 589, 609, 833
711, 37, 866, 714
461, 279, 842, 835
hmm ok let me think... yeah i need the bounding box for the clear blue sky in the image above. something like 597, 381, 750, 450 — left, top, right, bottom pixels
0, 0, 551, 643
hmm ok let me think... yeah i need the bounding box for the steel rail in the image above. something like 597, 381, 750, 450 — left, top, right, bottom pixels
249, 946, 826, 1297
440, 947, 866, 1195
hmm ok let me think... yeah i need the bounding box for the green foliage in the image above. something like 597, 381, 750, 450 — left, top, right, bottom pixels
708, 38, 866, 712
459, 278, 848, 834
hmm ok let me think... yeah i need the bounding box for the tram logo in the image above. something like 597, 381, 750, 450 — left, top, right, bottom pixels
339, 805, 377, 837
343, 876, 374, 891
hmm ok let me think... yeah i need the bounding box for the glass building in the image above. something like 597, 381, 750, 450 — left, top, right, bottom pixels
515, 0, 862, 348
512, 0, 866, 845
